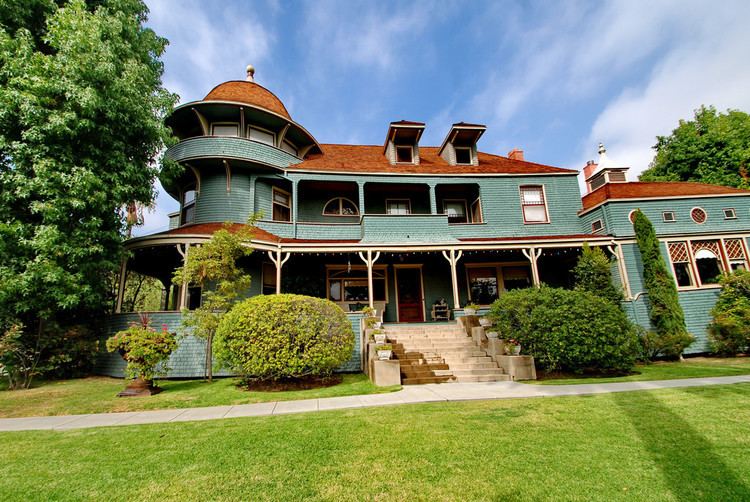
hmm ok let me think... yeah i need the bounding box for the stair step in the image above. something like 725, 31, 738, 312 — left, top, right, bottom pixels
446, 362, 499, 370
402, 375, 457, 385
454, 375, 511, 383
448, 369, 506, 376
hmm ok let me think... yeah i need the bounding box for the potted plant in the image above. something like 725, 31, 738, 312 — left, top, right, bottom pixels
372, 329, 387, 344
376, 343, 393, 360
361, 306, 375, 317
505, 338, 522, 356
463, 303, 479, 316
106, 314, 178, 397
486, 331, 499, 339
479, 317, 492, 327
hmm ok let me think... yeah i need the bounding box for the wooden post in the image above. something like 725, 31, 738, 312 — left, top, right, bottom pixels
358, 250, 381, 309
607, 243, 632, 299
522, 247, 542, 287
267, 248, 291, 294
115, 257, 128, 313
177, 243, 190, 309
442, 249, 463, 309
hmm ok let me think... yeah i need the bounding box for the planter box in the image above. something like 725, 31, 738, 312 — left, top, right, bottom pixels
372, 359, 401, 387
471, 326, 486, 345
495, 355, 537, 381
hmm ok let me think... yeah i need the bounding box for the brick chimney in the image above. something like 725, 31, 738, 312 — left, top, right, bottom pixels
583, 160, 597, 180
508, 148, 524, 161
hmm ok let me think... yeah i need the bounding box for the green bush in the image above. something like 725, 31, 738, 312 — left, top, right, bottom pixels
573, 243, 623, 306
487, 286, 639, 373
106, 316, 177, 381
709, 270, 750, 355
215, 294, 355, 382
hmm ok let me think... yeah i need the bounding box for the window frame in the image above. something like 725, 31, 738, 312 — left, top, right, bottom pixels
662, 211, 676, 223
210, 122, 239, 137
443, 199, 469, 224
690, 207, 708, 224
470, 197, 483, 224
180, 184, 197, 225
280, 139, 298, 156
272, 186, 292, 222
519, 185, 550, 224
322, 197, 360, 217
723, 208, 737, 220
325, 265, 389, 304
454, 146, 473, 165
591, 219, 604, 233
464, 262, 532, 305
385, 198, 411, 215
665, 237, 749, 290
247, 125, 276, 146
395, 145, 414, 164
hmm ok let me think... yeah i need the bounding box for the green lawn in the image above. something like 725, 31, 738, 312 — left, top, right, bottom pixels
0, 374, 399, 418
1, 384, 750, 501
529, 356, 750, 385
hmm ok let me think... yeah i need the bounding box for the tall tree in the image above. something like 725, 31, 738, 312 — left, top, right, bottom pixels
173, 223, 254, 382
632, 210, 694, 359
640, 106, 750, 188
0, 0, 176, 335
573, 243, 623, 307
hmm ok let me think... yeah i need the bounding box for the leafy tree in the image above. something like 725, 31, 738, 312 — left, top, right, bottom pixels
708, 269, 750, 355
173, 223, 254, 382
640, 106, 750, 188
573, 243, 624, 306
0, 1, 176, 345
632, 210, 694, 359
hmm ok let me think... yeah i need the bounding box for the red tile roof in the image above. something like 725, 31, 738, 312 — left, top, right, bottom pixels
581, 182, 750, 211
203, 81, 291, 119
293, 144, 575, 175
459, 234, 607, 242
160, 223, 280, 243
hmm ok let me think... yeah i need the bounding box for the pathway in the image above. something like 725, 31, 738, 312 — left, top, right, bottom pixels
2, 375, 749, 432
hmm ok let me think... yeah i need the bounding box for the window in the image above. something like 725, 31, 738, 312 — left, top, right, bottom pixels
667, 242, 694, 287
628, 210, 638, 224
502, 266, 531, 290
724, 238, 748, 271
211, 123, 239, 136
694, 248, 722, 284
323, 197, 359, 216
386, 199, 411, 215
467, 267, 499, 305
691, 207, 707, 224
272, 187, 291, 222
444, 200, 468, 224
591, 219, 604, 233
327, 267, 387, 303
262, 263, 276, 295
455, 147, 472, 165
723, 208, 737, 219
663, 211, 676, 222
395, 145, 413, 163
520, 185, 548, 223
248, 126, 275, 146
181, 185, 196, 225
470, 198, 483, 223
280, 140, 298, 156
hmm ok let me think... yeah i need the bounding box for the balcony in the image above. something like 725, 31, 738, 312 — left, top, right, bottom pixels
360, 214, 458, 244
164, 136, 300, 169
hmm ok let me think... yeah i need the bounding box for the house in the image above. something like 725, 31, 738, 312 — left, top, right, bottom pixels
100, 67, 750, 378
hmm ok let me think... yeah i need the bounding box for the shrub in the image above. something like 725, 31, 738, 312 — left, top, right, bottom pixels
487, 286, 639, 373
106, 316, 177, 381
632, 210, 694, 358
709, 270, 750, 355
573, 243, 623, 306
215, 294, 355, 382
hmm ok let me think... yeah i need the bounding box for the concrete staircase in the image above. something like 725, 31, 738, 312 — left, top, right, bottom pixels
383, 323, 510, 385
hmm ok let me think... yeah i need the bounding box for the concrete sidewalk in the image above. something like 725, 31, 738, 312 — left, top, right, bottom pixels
2, 375, 749, 432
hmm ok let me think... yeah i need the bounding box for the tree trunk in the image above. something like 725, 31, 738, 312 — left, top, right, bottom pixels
206, 332, 213, 382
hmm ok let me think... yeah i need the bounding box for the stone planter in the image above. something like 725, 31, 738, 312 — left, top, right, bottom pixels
507, 345, 521, 356
377, 349, 392, 360
479, 318, 492, 327
496, 355, 537, 381
117, 377, 162, 397
486, 331, 499, 339
463, 308, 477, 316
374, 333, 387, 344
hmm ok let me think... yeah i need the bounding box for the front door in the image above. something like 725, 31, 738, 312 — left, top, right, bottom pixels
396, 267, 424, 322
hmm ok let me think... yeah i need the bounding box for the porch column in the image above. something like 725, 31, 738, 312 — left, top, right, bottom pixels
267, 248, 290, 294
357, 181, 366, 215
358, 250, 381, 309
177, 243, 190, 309
115, 257, 128, 313
428, 184, 437, 214
607, 243, 632, 299
441, 249, 463, 309
522, 247, 542, 286
292, 179, 298, 238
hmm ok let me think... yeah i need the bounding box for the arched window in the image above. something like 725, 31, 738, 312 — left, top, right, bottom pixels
323, 197, 359, 216
695, 248, 722, 284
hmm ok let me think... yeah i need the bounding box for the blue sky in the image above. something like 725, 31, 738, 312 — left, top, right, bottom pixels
137, 0, 750, 235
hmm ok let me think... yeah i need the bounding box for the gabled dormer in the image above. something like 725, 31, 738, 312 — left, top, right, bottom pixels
438, 122, 486, 166
384, 120, 425, 165
583, 143, 630, 193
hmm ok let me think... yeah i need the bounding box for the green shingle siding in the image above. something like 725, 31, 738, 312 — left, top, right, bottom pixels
194, 172, 252, 224
165, 136, 301, 169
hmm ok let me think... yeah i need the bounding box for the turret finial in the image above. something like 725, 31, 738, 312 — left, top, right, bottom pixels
246, 64, 255, 82
598, 142, 606, 155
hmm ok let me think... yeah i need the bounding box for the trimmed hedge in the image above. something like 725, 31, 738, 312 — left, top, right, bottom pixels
215, 294, 355, 381
487, 286, 639, 373
709, 270, 750, 355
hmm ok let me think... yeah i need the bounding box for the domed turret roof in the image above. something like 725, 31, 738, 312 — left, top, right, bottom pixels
203, 80, 291, 119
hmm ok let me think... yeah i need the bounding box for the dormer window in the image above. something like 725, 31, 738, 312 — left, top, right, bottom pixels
211, 123, 239, 136
248, 126, 275, 146
455, 147, 473, 165
396, 146, 413, 164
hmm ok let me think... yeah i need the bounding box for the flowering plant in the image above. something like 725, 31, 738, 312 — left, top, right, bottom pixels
505, 338, 521, 355
106, 315, 177, 381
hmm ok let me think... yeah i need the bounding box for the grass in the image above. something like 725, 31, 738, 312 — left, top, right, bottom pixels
0, 374, 400, 418
1, 383, 750, 501
527, 356, 750, 385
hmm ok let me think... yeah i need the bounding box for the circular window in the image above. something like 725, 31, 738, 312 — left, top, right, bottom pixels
628, 210, 638, 224
691, 207, 707, 224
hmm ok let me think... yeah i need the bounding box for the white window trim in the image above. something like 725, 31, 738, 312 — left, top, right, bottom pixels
690, 206, 708, 224
385, 198, 411, 215
519, 185, 550, 224
591, 219, 604, 233
325, 264, 389, 304
211, 122, 240, 136
454, 146, 473, 165
723, 208, 737, 219
664, 237, 742, 290
272, 186, 292, 222
628, 209, 638, 224
662, 211, 676, 222
470, 197, 484, 224
322, 197, 360, 217
395, 145, 414, 164
247, 125, 277, 146
443, 199, 469, 224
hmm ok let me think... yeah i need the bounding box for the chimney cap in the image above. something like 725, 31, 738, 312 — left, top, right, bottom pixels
246, 64, 255, 82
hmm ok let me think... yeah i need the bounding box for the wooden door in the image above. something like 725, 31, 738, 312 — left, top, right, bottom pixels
396, 267, 424, 322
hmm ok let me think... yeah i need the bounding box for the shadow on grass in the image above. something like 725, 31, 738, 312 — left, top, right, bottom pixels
615, 390, 750, 501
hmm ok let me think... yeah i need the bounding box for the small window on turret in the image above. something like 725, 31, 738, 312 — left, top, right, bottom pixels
281, 140, 298, 156
212, 123, 238, 136
455, 147, 472, 165
248, 126, 275, 146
